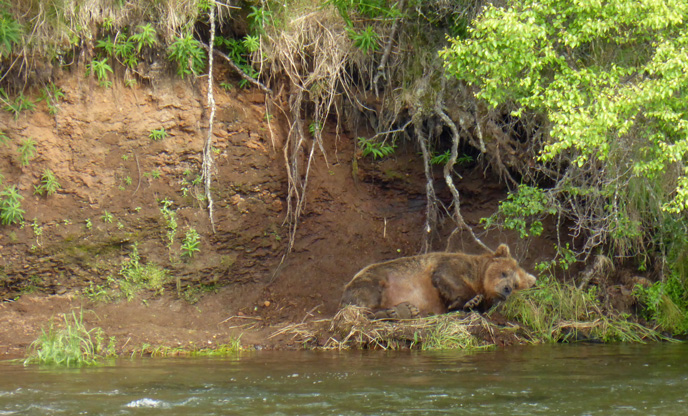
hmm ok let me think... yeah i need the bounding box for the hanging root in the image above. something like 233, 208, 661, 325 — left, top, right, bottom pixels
414, 120, 438, 253
202, 5, 217, 232
435, 102, 492, 253
261, 8, 361, 256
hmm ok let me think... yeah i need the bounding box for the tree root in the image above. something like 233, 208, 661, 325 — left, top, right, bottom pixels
435, 103, 492, 254
414, 120, 438, 253
202, 7, 217, 232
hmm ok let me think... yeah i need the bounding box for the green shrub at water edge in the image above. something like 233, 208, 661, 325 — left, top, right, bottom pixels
634, 274, 688, 335
501, 276, 668, 343
25, 311, 115, 366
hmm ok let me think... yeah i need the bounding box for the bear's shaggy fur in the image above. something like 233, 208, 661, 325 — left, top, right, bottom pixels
340, 244, 536, 317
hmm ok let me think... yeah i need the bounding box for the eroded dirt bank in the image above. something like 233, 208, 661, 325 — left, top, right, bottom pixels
0, 70, 553, 358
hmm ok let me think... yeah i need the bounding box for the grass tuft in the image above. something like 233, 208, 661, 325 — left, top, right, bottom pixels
24, 310, 115, 366
501, 276, 670, 343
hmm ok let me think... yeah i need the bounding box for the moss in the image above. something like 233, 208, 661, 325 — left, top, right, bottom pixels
220, 253, 238, 270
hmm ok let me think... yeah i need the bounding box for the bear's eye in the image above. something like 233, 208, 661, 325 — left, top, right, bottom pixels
501, 272, 508, 278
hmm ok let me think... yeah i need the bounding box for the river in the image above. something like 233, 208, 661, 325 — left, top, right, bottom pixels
1, 343, 687, 415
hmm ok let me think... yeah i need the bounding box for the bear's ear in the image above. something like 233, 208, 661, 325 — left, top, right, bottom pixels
494, 244, 511, 258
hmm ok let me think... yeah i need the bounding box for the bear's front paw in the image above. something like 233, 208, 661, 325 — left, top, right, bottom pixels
463, 294, 484, 310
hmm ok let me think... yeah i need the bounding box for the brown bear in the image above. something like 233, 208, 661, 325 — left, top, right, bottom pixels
340, 244, 536, 318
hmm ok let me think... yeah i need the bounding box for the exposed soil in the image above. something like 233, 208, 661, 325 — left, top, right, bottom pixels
0, 67, 560, 359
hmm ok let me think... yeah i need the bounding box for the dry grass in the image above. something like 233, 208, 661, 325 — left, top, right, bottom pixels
272, 305, 509, 351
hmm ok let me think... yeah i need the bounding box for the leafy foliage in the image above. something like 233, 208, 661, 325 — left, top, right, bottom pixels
0, 184, 23, 225
18, 137, 36, 166
4, 92, 35, 119
247, 5, 273, 33
348, 25, 379, 54
34, 168, 61, 196
0, 8, 21, 58
481, 185, 557, 239
358, 137, 395, 159
87, 58, 113, 82
167, 33, 206, 78
129, 23, 157, 53
40, 83, 65, 115
441, 0, 688, 261
119, 244, 170, 300
149, 128, 168, 141
181, 227, 200, 259
634, 274, 688, 335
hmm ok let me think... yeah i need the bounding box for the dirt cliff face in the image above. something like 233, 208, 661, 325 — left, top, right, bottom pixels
1, 69, 466, 355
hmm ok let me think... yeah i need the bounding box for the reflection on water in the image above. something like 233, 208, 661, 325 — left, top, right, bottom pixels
1, 343, 688, 415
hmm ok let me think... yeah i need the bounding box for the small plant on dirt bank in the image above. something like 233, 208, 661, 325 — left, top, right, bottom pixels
429, 150, 473, 166
129, 23, 158, 53
181, 227, 200, 259
18, 137, 36, 167
167, 33, 206, 78
34, 168, 61, 196
0, 131, 9, 146
101, 210, 114, 223
348, 25, 380, 54
357, 137, 395, 159
149, 128, 168, 141
3, 92, 36, 120
118, 243, 171, 300
40, 83, 65, 115
86, 58, 113, 86
180, 282, 218, 304
0, 10, 22, 58
159, 198, 178, 255
0, 185, 24, 225
24, 310, 115, 366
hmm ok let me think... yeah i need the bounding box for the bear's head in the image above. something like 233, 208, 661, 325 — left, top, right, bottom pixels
483, 244, 537, 303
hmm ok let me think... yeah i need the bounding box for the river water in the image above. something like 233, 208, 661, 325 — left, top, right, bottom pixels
1, 343, 687, 415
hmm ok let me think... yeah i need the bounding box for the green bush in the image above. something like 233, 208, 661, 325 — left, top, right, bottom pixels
357, 136, 395, 159
0, 8, 21, 58
502, 276, 666, 343
34, 168, 60, 196
167, 33, 206, 78
0, 184, 24, 225
634, 274, 688, 335
481, 185, 557, 239
118, 244, 171, 300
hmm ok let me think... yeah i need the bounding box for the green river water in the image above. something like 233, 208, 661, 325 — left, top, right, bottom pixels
1, 343, 687, 415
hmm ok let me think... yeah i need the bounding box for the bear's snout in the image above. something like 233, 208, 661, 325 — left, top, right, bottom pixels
499, 285, 513, 299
